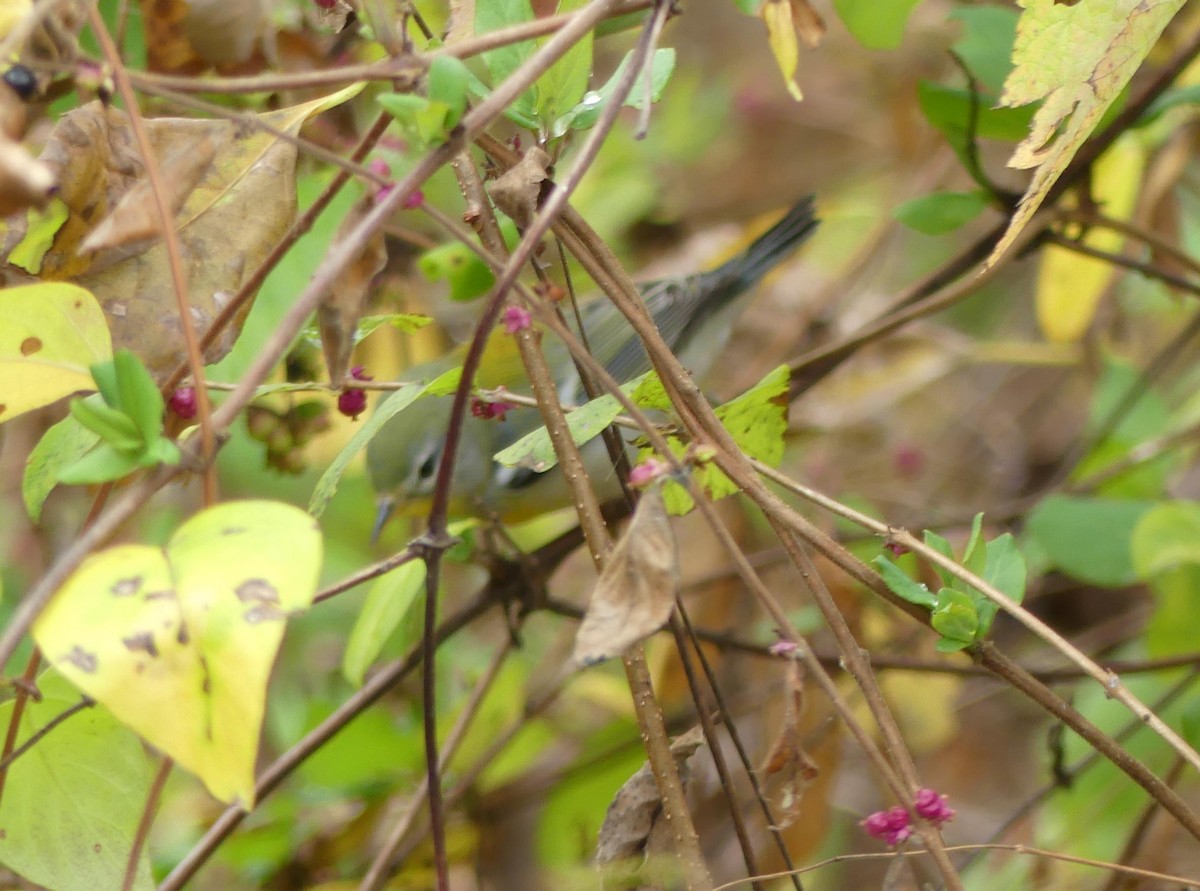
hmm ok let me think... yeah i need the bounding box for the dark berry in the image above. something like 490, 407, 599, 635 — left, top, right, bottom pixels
3, 66, 36, 101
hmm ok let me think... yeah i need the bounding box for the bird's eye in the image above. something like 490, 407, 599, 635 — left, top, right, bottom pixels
417, 450, 439, 482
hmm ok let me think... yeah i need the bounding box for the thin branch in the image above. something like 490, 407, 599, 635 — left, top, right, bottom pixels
122, 757, 172, 891
0, 695, 94, 775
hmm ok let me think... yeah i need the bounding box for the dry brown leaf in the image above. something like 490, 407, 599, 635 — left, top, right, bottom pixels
760, 659, 819, 829
791, 0, 827, 48
0, 135, 54, 217
487, 146, 551, 229
318, 194, 386, 384
595, 725, 706, 865
0, 86, 359, 379
78, 135, 216, 254
572, 487, 679, 668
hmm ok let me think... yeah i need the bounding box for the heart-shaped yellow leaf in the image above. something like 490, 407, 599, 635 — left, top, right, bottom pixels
0, 282, 111, 424
33, 500, 323, 805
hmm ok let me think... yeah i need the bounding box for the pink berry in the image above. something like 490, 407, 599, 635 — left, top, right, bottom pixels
914, 789, 955, 827
470, 397, 514, 421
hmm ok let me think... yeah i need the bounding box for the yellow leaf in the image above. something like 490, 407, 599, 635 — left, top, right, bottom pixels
33, 501, 323, 806
0, 282, 112, 424
1035, 134, 1146, 342
988, 0, 1185, 266
761, 0, 804, 101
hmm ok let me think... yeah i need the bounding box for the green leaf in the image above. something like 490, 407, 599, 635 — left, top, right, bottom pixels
949, 5, 1019, 94
1085, 359, 1170, 445
33, 500, 323, 806
713, 364, 789, 468
960, 512, 986, 577
494, 393, 623, 473
418, 241, 496, 302
918, 80, 1038, 145
69, 395, 142, 453
1130, 501, 1200, 578
342, 561, 426, 687
535, 0, 593, 126
427, 55, 472, 127
309, 381, 429, 517
0, 282, 113, 425
931, 587, 979, 643
894, 191, 988, 234
923, 529, 956, 589
111, 350, 164, 444
376, 92, 430, 120
23, 413, 101, 522
142, 436, 181, 467
554, 48, 676, 137
873, 555, 936, 609
630, 371, 670, 411
0, 670, 154, 891
983, 533, 1026, 604
300, 312, 431, 351
57, 442, 143, 485
475, 0, 539, 122
7, 198, 70, 275
833, 0, 921, 50
1025, 495, 1155, 586
934, 637, 972, 654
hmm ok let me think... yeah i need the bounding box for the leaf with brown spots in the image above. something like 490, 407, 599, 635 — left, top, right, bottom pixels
0, 281, 111, 424
33, 500, 323, 806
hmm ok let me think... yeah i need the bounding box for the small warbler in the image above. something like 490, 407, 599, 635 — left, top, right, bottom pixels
367, 196, 818, 531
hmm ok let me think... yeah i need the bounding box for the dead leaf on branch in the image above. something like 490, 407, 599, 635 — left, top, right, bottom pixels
572, 486, 679, 668
488, 146, 552, 229
78, 134, 217, 254
0, 85, 361, 380
318, 194, 386, 385
760, 659, 819, 829
595, 725, 706, 866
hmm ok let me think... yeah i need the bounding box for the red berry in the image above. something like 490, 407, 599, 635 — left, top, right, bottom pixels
168, 387, 197, 420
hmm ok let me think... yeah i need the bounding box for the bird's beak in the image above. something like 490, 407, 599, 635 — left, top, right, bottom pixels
371, 496, 396, 544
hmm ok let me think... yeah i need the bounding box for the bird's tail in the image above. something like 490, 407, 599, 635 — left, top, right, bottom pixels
715, 195, 818, 295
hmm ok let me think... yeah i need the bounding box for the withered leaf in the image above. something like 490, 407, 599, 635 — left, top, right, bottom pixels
78, 135, 216, 254
0, 86, 360, 380
595, 725, 705, 865
487, 146, 551, 229
760, 659, 819, 829
318, 195, 387, 384
572, 486, 678, 668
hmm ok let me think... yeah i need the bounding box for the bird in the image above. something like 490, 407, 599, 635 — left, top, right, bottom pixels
366, 196, 818, 533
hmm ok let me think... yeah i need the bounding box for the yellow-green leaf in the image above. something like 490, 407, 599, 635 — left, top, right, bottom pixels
0, 282, 112, 424
761, 0, 804, 101
1034, 133, 1145, 342
33, 501, 323, 806
989, 0, 1185, 265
